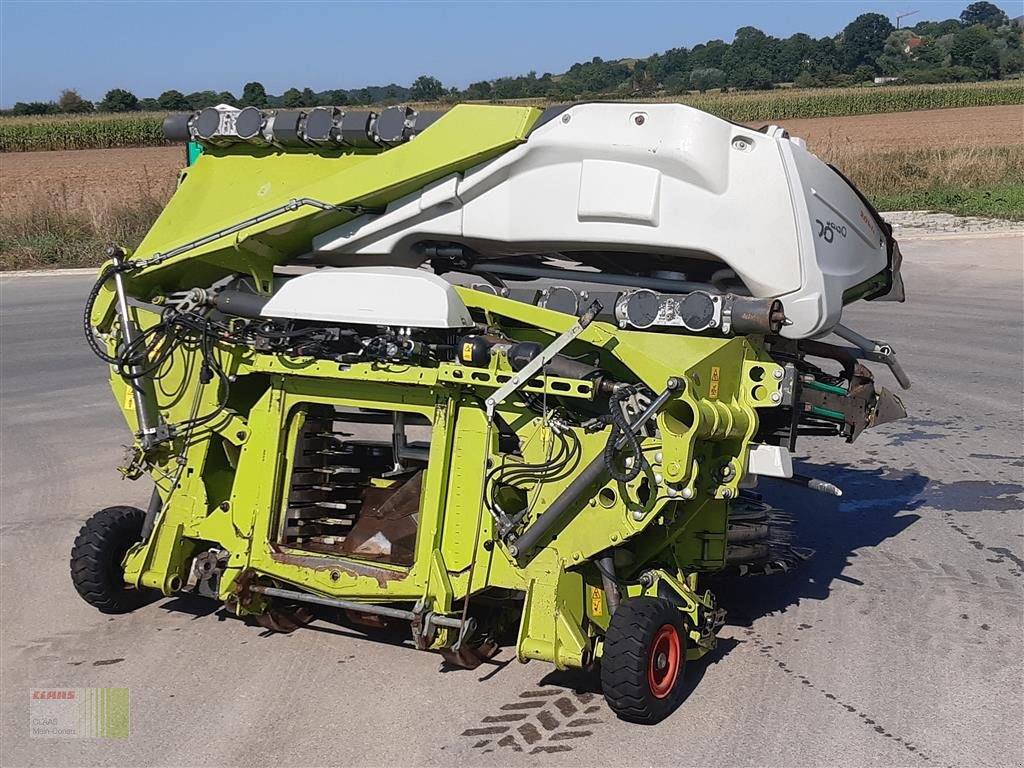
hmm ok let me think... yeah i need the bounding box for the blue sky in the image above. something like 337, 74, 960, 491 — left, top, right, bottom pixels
0, 0, 1005, 107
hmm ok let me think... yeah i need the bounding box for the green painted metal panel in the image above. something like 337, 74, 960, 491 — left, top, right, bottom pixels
128, 105, 541, 291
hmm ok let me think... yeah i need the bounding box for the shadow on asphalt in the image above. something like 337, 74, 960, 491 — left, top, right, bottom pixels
159, 594, 220, 619
713, 460, 927, 626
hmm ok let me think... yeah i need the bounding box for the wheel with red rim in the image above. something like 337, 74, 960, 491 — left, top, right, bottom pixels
600, 597, 688, 723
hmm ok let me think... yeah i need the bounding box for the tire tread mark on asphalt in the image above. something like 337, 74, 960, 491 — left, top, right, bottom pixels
482, 713, 528, 723
941, 513, 1024, 578
553, 697, 578, 717
987, 547, 1024, 577
537, 710, 559, 730
966, 569, 988, 585
459, 689, 604, 756
530, 745, 573, 754
518, 722, 542, 744
550, 730, 593, 741
500, 700, 545, 710
462, 726, 508, 736
850, 551, 1021, 612
744, 628, 939, 765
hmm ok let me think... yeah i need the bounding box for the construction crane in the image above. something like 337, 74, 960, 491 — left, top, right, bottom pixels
896, 9, 920, 29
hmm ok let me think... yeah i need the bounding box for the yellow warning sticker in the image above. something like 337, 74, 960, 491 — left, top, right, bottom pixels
461, 342, 474, 362
590, 585, 603, 616
123, 386, 134, 411
709, 366, 720, 400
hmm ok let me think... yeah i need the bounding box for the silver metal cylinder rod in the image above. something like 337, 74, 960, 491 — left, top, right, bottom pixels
249, 585, 470, 630
596, 554, 621, 615
109, 247, 159, 449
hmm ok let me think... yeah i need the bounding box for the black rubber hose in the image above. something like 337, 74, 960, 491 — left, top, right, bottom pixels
82, 264, 125, 365
604, 386, 645, 483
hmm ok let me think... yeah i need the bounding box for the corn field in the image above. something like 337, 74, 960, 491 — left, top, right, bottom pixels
0, 113, 170, 152
0, 80, 1021, 152
681, 80, 1024, 122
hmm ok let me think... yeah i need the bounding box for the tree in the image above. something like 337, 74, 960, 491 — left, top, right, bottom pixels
632, 65, 656, 95
971, 43, 1002, 76
138, 98, 161, 111
1001, 47, 1024, 75
877, 30, 914, 75
410, 75, 445, 101
841, 13, 895, 71
319, 89, 349, 106
241, 81, 268, 107
58, 88, 93, 113
730, 64, 775, 90
281, 87, 303, 108
913, 19, 963, 37
11, 101, 57, 116
853, 64, 876, 82
187, 91, 221, 109
960, 2, 1009, 29
216, 91, 237, 106
813, 36, 843, 73
464, 80, 493, 100
99, 88, 139, 112
561, 58, 631, 94
157, 89, 191, 111
776, 33, 819, 82
689, 39, 729, 70
492, 76, 525, 99
647, 47, 690, 83
913, 37, 948, 67
950, 24, 994, 65
300, 87, 317, 107
725, 26, 781, 80
357, 88, 373, 105
794, 70, 820, 88
689, 67, 726, 92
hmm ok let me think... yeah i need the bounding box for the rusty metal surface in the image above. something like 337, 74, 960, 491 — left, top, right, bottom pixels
339, 471, 422, 566
439, 638, 500, 670
269, 549, 409, 587
255, 604, 314, 633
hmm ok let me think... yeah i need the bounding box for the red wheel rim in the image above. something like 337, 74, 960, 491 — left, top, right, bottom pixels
647, 624, 682, 699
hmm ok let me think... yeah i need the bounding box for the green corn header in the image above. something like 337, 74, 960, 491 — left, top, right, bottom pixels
73, 102, 907, 723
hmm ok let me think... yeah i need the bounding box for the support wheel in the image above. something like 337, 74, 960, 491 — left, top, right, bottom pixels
600, 597, 687, 724
70, 506, 149, 614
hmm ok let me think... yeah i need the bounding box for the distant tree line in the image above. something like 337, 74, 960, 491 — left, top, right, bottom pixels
6, 2, 1020, 116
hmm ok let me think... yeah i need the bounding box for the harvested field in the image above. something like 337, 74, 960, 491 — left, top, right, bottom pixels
0, 145, 182, 211
1, 104, 1021, 269
767, 105, 1024, 151
1, 105, 1020, 208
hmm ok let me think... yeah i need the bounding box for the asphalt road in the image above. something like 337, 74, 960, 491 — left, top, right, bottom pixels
1, 233, 1022, 767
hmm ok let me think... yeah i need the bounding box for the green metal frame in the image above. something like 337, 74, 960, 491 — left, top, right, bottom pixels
109, 285, 780, 668
91, 103, 785, 670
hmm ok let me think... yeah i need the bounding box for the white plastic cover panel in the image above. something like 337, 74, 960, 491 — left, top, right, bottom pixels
261, 266, 474, 328
312, 104, 893, 338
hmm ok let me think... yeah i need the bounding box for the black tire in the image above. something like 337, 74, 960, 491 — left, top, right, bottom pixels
600, 596, 688, 724
70, 506, 149, 614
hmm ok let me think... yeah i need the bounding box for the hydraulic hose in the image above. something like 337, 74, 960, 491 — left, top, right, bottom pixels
603, 385, 646, 483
